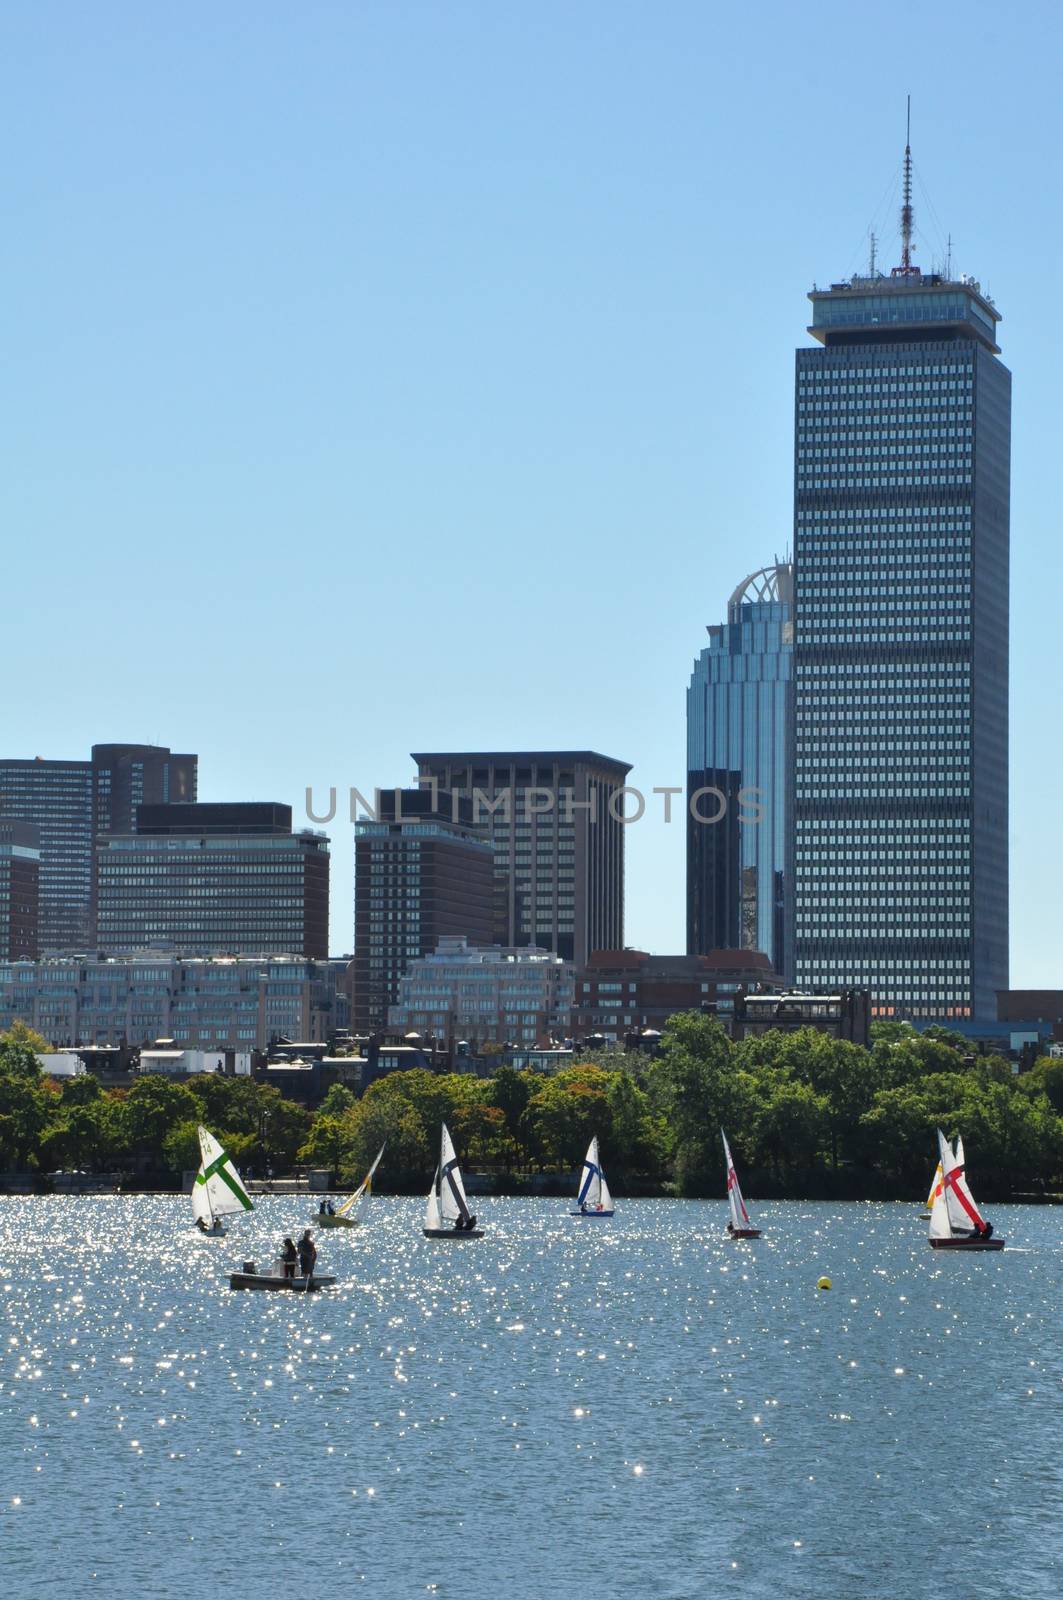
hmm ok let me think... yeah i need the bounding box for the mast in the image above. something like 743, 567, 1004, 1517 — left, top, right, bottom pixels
900, 96, 913, 272
891, 96, 919, 280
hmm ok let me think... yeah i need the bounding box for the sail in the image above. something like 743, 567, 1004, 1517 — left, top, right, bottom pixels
928, 1136, 952, 1239
193, 1126, 253, 1221
425, 1167, 442, 1231
576, 1137, 604, 1209
439, 1123, 471, 1225
939, 1129, 986, 1235
337, 1143, 386, 1219
722, 1129, 751, 1228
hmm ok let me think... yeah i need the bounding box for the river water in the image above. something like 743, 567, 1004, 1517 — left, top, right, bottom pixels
0, 1196, 1060, 1599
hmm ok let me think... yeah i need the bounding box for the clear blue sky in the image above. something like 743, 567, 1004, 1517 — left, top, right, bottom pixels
3, 2, 1060, 984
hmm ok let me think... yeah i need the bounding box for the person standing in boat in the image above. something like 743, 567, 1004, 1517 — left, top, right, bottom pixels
298, 1229, 317, 1278
281, 1237, 298, 1279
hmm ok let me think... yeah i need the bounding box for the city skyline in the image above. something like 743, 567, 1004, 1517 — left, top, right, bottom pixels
4, 5, 1060, 984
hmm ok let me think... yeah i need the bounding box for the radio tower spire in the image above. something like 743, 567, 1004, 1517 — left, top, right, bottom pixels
899, 95, 915, 274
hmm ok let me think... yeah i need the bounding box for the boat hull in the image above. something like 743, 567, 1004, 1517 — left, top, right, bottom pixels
570, 1209, 614, 1218
313, 1214, 359, 1229
929, 1237, 1005, 1251
727, 1228, 761, 1239
196, 1223, 226, 1237
422, 1228, 484, 1239
228, 1272, 336, 1291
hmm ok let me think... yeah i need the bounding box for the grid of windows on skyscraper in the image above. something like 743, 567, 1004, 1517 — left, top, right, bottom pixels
791, 274, 1009, 1021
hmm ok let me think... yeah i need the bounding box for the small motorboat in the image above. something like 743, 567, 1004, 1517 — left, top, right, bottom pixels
228, 1260, 336, 1292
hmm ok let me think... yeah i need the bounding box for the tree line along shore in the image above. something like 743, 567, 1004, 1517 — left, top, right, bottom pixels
1, 1015, 1062, 1202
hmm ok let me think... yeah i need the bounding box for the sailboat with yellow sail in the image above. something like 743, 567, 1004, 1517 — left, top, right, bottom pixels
315, 1144, 385, 1229
922, 1159, 944, 1220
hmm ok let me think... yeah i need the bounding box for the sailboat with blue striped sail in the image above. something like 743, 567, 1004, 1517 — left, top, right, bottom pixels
570, 1136, 614, 1218
423, 1123, 484, 1239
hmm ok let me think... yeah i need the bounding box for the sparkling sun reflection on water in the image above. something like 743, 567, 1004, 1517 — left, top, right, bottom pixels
1, 1196, 1061, 1599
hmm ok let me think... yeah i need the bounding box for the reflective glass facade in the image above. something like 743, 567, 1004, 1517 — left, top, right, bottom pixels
687, 566, 793, 971
792, 274, 1010, 1018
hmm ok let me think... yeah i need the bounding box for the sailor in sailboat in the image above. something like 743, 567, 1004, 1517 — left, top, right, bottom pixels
928, 1129, 1004, 1250
191, 1126, 254, 1237
570, 1136, 614, 1218
424, 1124, 484, 1238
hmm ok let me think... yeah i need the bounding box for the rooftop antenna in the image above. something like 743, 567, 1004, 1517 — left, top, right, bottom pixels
899, 95, 914, 273
868, 229, 878, 276
946, 232, 952, 278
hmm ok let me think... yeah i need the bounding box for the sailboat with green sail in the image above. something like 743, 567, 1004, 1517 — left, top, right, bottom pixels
191, 1126, 253, 1237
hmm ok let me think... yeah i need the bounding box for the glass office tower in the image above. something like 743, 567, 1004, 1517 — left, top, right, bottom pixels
792, 268, 1010, 1018
687, 564, 792, 972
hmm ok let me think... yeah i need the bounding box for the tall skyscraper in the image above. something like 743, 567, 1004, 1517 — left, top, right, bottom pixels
687, 563, 792, 971
0, 743, 197, 953
352, 788, 495, 1033
412, 751, 630, 965
791, 135, 1009, 1018
96, 802, 329, 958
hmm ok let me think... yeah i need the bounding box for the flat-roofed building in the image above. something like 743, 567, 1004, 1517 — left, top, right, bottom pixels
0, 954, 347, 1049
412, 750, 631, 966
574, 948, 781, 1041
388, 935, 575, 1047
0, 820, 40, 960
353, 789, 494, 1033
96, 802, 329, 958
0, 744, 197, 953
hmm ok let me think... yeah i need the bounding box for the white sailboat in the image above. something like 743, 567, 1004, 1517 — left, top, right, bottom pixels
570, 1135, 614, 1218
721, 1128, 760, 1238
928, 1129, 1004, 1250
191, 1126, 253, 1236
315, 1144, 386, 1229
423, 1124, 483, 1239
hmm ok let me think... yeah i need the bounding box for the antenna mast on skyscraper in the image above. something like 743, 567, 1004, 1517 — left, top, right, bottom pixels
893, 95, 918, 278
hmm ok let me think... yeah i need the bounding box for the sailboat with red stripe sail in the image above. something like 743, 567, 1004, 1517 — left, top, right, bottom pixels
721, 1129, 760, 1239
928, 1129, 1004, 1250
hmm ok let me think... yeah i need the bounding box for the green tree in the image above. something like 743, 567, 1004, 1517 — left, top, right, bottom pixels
645, 1013, 736, 1194
161, 1119, 204, 1178
122, 1076, 203, 1166
754, 1078, 830, 1180
297, 1113, 350, 1175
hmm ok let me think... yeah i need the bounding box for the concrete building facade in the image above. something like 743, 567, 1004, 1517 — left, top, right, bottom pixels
95, 802, 329, 958
388, 935, 576, 1047
0, 744, 197, 953
352, 789, 495, 1033
0, 954, 346, 1049
412, 750, 631, 966
0, 821, 40, 960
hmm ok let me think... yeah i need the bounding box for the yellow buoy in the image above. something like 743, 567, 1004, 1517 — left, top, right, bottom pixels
817, 1276, 832, 1291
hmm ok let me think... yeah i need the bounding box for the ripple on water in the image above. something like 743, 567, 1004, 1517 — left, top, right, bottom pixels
0, 1195, 1060, 1599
